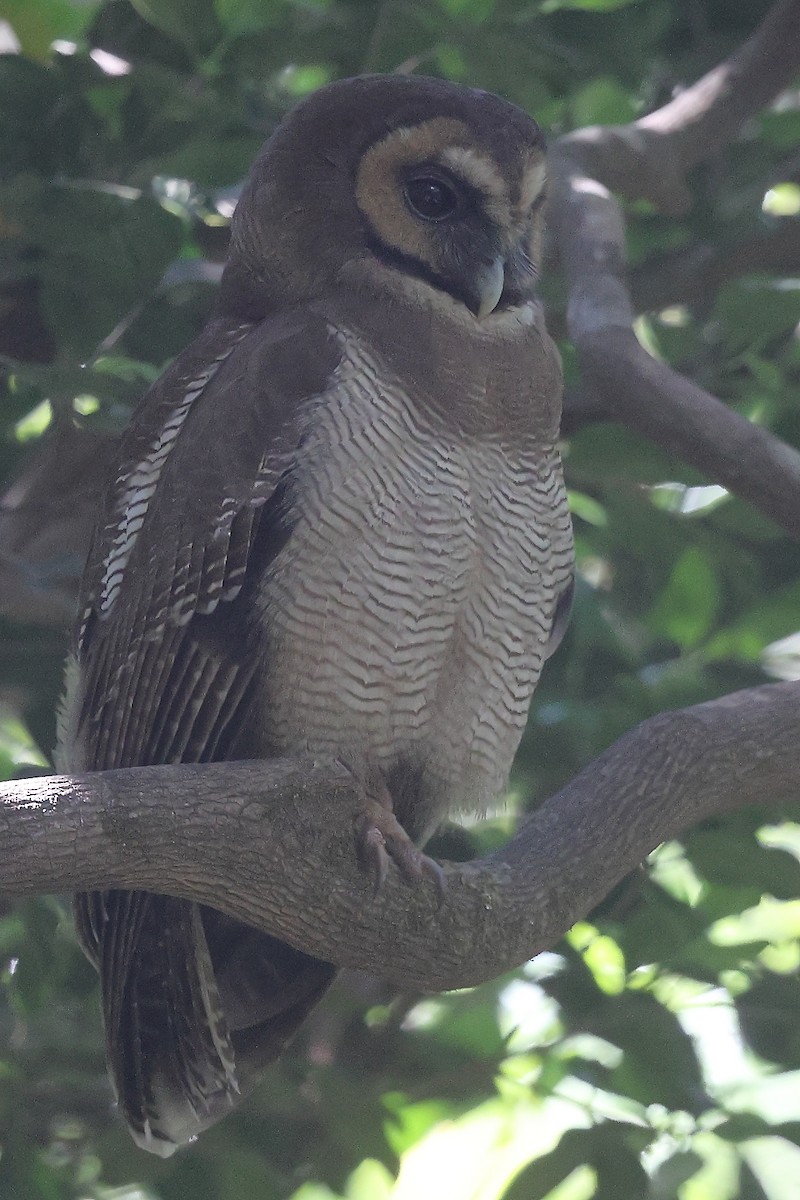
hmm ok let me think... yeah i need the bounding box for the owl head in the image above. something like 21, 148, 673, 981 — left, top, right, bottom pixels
221, 75, 548, 325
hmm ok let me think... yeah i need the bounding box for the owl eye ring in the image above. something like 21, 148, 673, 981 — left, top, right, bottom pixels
403, 173, 461, 222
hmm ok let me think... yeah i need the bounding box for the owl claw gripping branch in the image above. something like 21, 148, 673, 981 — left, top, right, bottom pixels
56, 74, 574, 1154
354, 787, 449, 904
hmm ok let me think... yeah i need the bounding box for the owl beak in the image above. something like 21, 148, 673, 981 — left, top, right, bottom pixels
474, 258, 505, 320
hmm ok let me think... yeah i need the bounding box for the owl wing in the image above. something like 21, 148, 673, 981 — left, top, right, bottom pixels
65, 310, 341, 774
60, 309, 342, 1155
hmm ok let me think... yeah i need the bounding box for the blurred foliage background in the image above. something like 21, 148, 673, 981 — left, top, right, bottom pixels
1, 0, 800, 1197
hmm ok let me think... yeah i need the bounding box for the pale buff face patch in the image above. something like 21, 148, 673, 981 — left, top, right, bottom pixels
356, 119, 545, 254
354, 118, 477, 269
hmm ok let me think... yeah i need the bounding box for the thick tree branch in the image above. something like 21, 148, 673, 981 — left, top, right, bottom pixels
1, 682, 797, 992
549, 0, 800, 536
636, 0, 800, 172
556, 0, 800, 214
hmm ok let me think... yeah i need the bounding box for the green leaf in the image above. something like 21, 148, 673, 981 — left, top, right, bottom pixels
129, 0, 222, 54
213, 1147, 286, 1199
570, 77, 637, 127
760, 110, 800, 151
1, 0, 100, 61
383, 1096, 455, 1156
139, 133, 262, 187
685, 819, 800, 899
568, 490, 608, 527
437, 0, 497, 23
708, 899, 800, 948
345, 1159, 394, 1200
705, 579, 800, 662
214, 0, 282, 35
647, 547, 720, 649
714, 281, 800, 355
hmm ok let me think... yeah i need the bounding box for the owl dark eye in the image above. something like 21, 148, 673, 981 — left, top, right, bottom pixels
404, 175, 460, 221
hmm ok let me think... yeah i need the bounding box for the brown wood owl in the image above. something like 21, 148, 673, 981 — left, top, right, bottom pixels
56, 73, 574, 1154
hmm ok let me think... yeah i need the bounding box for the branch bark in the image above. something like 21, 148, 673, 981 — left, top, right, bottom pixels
556, 0, 800, 215
2, 682, 798, 992
636, 0, 800, 176
549, 0, 800, 538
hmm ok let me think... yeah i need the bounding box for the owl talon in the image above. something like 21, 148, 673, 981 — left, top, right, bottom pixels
422, 856, 447, 908
354, 802, 445, 904
357, 819, 391, 896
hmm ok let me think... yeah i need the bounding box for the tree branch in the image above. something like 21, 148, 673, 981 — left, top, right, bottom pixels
556, 0, 800, 215
580, 327, 800, 536
549, 0, 800, 537
636, 0, 800, 173
2, 682, 798, 992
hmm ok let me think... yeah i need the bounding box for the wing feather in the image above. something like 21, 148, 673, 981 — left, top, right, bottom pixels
60, 309, 342, 1151
68, 311, 340, 771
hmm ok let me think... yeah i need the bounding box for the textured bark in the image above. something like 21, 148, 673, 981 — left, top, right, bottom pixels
2, 681, 798, 991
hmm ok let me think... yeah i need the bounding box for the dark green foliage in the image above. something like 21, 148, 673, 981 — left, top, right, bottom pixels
1, 1, 799, 1197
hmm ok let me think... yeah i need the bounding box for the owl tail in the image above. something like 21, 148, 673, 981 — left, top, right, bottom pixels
77, 891, 335, 1155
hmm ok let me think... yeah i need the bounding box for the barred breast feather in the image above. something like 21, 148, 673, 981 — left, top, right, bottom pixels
259, 322, 572, 837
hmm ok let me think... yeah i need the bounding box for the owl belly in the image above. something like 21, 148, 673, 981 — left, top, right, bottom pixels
257, 355, 557, 835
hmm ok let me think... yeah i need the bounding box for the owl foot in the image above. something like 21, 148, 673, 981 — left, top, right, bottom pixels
353, 794, 446, 905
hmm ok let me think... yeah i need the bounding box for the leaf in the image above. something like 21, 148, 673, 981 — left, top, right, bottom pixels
708, 899, 800, 948
214, 0, 282, 35
713, 281, 800, 356
383, 1096, 457, 1156
685, 819, 800, 899
736, 975, 800, 1068
601, 994, 706, 1112
128, 0, 222, 54
760, 111, 800, 151
36, 192, 184, 358
437, 0, 497, 24
647, 547, 720, 649
705, 580, 800, 662
136, 133, 263, 187
345, 1159, 394, 1200
570, 77, 636, 127
648, 1150, 705, 1197
1, 0, 100, 61
568, 490, 608, 527
213, 1147, 286, 1199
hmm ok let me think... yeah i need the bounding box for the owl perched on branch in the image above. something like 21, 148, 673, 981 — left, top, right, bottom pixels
56, 73, 573, 1155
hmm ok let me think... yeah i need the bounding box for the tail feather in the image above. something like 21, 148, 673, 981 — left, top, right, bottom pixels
78, 890, 336, 1155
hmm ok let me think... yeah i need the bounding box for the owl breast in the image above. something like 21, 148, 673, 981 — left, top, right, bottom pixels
257, 329, 565, 836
